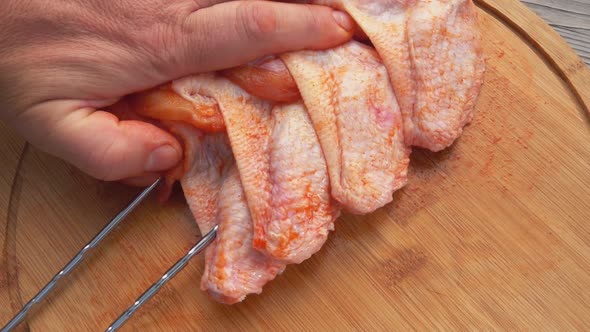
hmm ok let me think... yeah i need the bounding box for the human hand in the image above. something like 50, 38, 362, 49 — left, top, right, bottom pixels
0, 0, 353, 185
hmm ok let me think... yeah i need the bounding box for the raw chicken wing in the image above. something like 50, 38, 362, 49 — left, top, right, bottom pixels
282, 40, 410, 214
204, 166, 286, 304
169, 75, 339, 264
171, 123, 285, 304
314, 0, 485, 151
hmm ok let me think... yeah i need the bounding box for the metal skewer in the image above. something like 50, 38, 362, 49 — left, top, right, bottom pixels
106, 224, 218, 331
1, 178, 162, 332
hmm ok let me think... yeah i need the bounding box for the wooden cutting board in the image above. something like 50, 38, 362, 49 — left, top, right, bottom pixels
2, 0, 590, 330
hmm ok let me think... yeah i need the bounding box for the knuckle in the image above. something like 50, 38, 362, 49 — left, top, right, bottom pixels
85, 140, 126, 181
141, 24, 182, 70
135, 9, 191, 73
237, 2, 278, 40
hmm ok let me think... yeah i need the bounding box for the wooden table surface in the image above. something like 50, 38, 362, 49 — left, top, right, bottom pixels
1, 1, 590, 331
523, 0, 590, 65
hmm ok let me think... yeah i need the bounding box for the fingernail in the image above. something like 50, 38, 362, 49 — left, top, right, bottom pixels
332, 11, 354, 32
145, 145, 180, 172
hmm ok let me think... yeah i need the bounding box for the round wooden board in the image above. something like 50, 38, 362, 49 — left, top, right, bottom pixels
2, 1, 590, 331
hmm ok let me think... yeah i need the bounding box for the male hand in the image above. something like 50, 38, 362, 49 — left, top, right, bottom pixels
0, 0, 353, 185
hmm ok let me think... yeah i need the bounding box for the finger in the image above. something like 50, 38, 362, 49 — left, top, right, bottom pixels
18, 100, 182, 182
168, 2, 355, 75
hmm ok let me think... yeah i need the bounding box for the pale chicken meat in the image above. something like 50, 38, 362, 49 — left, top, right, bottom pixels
314, 0, 418, 143
170, 127, 232, 233
282, 40, 410, 214
170, 123, 285, 304
407, 0, 485, 150
170, 74, 279, 262
165, 124, 232, 298
314, 0, 484, 151
204, 166, 286, 304
267, 102, 339, 263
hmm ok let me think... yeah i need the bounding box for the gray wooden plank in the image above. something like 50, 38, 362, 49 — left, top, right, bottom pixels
521, 0, 590, 65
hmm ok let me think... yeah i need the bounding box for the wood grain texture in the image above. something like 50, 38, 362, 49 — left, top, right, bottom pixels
1, 1, 590, 331
0, 123, 28, 331
522, 0, 590, 65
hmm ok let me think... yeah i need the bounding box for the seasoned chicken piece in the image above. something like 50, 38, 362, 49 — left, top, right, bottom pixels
314, 0, 418, 144
172, 74, 276, 260
407, 0, 485, 150
169, 75, 338, 264
282, 41, 409, 214
314, 0, 484, 151
266, 102, 339, 263
171, 123, 284, 304
166, 124, 233, 298
204, 166, 286, 304
169, 124, 232, 231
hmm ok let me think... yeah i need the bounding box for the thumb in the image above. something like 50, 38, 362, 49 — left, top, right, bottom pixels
16, 100, 182, 182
